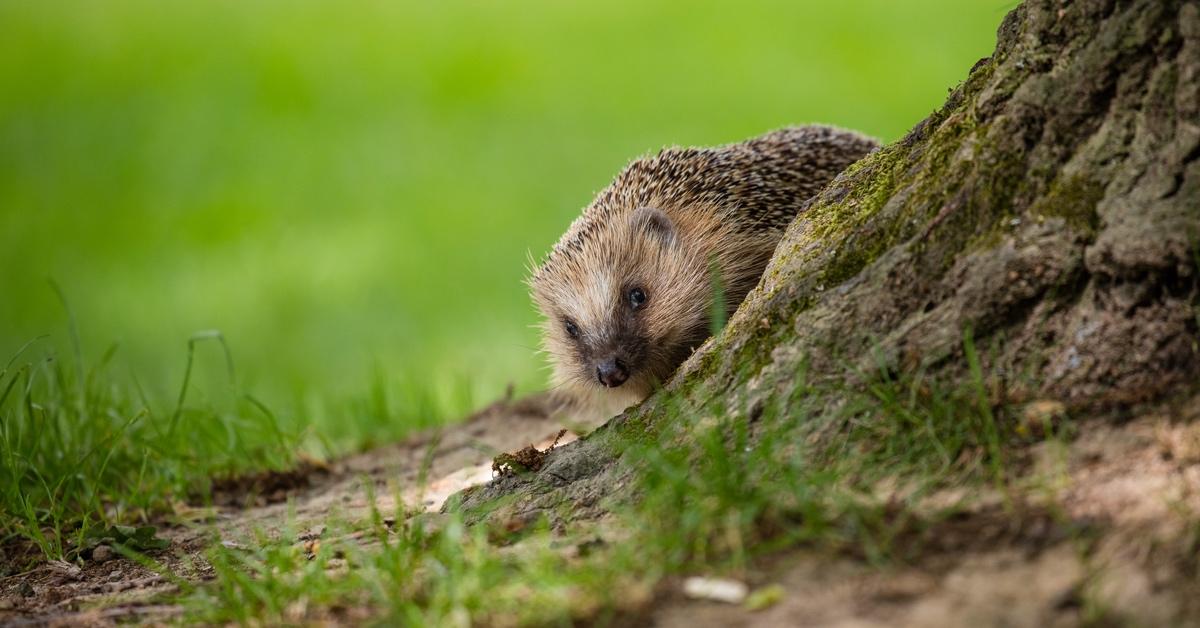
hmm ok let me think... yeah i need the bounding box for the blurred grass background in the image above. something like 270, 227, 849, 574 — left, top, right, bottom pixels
0, 0, 1010, 454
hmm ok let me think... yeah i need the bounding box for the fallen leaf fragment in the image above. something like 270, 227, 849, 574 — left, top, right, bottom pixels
744, 583, 785, 611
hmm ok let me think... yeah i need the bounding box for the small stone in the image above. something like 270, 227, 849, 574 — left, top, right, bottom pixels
682, 576, 748, 604
92, 545, 114, 563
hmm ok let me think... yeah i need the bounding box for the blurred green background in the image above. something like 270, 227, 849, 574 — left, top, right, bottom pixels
0, 0, 1010, 452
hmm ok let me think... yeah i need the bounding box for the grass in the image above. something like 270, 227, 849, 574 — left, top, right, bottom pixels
0, 318, 483, 563
0, 330, 297, 561
0, 291, 1030, 623
0, 0, 1015, 616
180, 333, 1030, 624
0, 0, 1008, 570
190, 502, 629, 625
841, 335, 1009, 485
0, 0, 1008, 442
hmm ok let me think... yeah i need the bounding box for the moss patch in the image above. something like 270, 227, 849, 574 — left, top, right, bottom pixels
1030, 174, 1104, 236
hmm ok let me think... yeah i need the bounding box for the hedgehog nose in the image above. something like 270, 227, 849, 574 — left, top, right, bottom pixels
596, 358, 629, 388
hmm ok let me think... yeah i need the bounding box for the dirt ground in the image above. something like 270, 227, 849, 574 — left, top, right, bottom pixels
0, 392, 573, 626
2, 392, 1199, 627
648, 399, 1200, 627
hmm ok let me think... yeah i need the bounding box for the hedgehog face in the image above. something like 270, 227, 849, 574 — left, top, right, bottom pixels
531, 206, 715, 411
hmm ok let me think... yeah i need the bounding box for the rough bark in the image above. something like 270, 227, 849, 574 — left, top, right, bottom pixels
457, 0, 1200, 521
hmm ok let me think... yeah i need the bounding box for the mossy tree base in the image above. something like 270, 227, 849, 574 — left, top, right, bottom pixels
458, 0, 1200, 523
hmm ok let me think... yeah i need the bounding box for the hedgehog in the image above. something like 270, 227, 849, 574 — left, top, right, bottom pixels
529, 126, 878, 417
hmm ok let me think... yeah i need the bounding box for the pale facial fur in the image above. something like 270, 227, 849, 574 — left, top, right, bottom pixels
531, 205, 772, 416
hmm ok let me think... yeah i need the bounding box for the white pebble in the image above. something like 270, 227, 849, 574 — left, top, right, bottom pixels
682, 576, 748, 604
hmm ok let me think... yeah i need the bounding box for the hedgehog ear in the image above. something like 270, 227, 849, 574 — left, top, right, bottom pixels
629, 207, 677, 247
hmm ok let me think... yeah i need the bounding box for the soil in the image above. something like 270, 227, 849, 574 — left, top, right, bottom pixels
2, 391, 1199, 627
644, 395, 1200, 627
0, 392, 575, 626
3, 1, 1197, 625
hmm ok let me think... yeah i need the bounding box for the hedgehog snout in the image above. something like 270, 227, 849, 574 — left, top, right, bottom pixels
595, 357, 629, 388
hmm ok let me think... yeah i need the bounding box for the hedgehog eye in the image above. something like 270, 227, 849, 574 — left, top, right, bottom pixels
564, 319, 580, 339
628, 287, 647, 310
